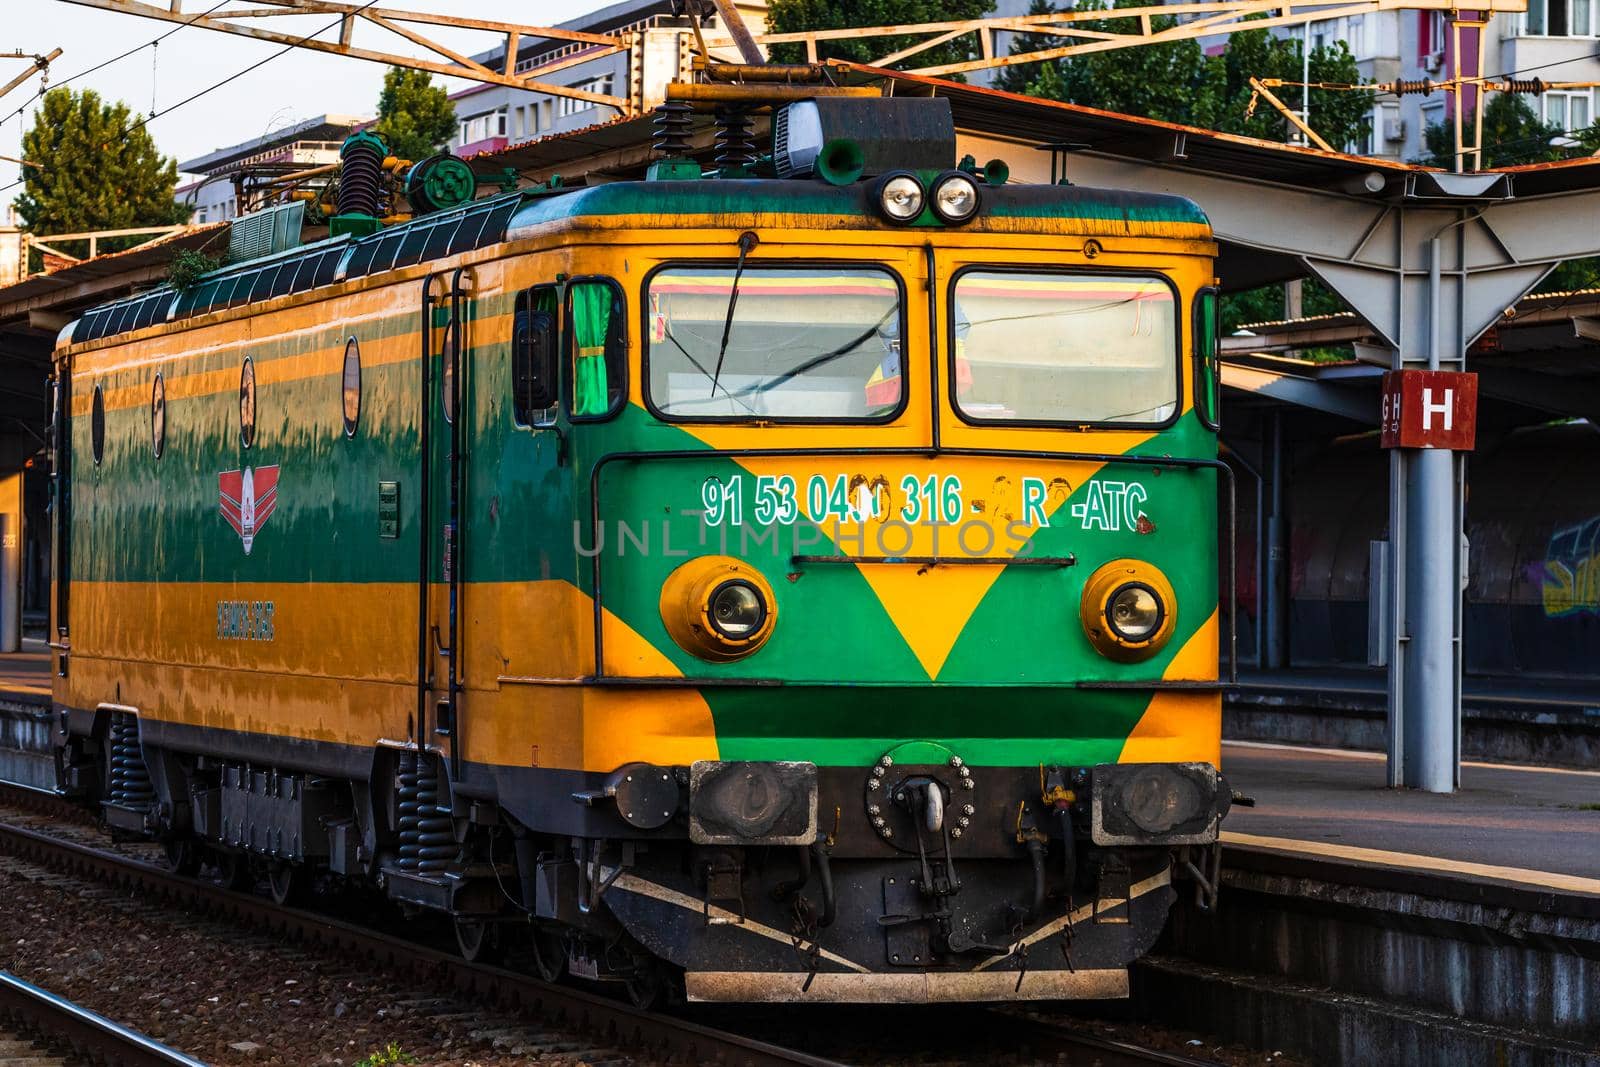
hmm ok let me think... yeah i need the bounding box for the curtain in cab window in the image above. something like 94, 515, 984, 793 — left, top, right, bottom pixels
571, 282, 614, 417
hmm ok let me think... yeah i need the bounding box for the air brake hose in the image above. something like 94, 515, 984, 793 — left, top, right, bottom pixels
811, 842, 837, 928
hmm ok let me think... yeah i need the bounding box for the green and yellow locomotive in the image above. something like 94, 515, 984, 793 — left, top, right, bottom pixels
51, 92, 1229, 1003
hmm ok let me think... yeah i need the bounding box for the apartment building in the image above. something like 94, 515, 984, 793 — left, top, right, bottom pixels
177, 115, 364, 223
449, 0, 767, 158
1395, 2, 1599, 162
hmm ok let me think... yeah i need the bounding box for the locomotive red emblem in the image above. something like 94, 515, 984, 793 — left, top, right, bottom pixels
219, 465, 280, 555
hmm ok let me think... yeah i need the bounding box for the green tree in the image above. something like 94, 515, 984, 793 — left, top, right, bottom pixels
372, 67, 457, 162
997, 6, 1368, 151
992, 0, 1066, 95
1419, 91, 1563, 169
1207, 28, 1368, 149
766, 0, 995, 74
13, 87, 185, 256
994, 0, 1218, 123
1418, 94, 1600, 293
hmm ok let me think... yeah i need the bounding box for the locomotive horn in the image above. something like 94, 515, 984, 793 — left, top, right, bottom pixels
816, 138, 866, 187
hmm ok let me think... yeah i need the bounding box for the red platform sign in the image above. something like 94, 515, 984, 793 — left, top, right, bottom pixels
1380, 370, 1478, 450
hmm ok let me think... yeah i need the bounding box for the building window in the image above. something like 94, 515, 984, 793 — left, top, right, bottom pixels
457, 108, 508, 146
1348, 14, 1374, 60
1419, 11, 1446, 66
1378, 102, 1403, 147
1543, 89, 1593, 132
556, 75, 616, 119
1420, 102, 1445, 139
1525, 0, 1596, 35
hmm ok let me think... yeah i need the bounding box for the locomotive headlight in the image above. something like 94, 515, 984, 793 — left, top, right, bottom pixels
660, 556, 777, 661
1080, 560, 1176, 661
708, 579, 767, 640
930, 171, 981, 224
875, 171, 925, 223
1106, 583, 1163, 642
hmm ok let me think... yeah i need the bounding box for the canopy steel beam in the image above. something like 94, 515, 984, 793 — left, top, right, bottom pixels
700, 0, 1525, 77
1221, 363, 1377, 423
53, 1, 631, 110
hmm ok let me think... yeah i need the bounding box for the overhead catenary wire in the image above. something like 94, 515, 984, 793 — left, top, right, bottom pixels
0, 0, 231, 130
1, 0, 384, 200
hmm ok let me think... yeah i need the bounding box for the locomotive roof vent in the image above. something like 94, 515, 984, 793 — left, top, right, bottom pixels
773, 97, 955, 181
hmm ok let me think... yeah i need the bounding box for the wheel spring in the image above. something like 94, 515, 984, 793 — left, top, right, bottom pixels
107, 713, 153, 807
397, 752, 452, 875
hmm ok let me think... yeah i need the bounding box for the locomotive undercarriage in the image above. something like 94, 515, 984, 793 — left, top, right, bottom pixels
55, 707, 1225, 1004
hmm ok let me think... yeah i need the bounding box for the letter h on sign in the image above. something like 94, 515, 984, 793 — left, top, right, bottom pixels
1380, 370, 1478, 450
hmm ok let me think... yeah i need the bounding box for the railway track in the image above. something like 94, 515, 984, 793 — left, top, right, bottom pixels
0, 970, 206, 1067
0, 781, 1221, 1067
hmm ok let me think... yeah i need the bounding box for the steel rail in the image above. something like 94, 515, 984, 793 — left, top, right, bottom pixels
0, 807, 845, 1067
0, 971, 206, 1067
988, 1009, 1228, 1067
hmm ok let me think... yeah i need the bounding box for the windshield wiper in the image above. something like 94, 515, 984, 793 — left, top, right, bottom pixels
732, 308, 895, 400
665, 328, 759, 416
709, 231, 759, 399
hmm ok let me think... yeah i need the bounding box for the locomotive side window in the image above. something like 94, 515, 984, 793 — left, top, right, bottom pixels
644, 265, 905, 422
151, 373, 166, 459
342, 337, 361, 436
239, 357, 257, 448
91, 383, 105, 465
567, 279, 625, 420
513, 286, 559, 426
950, 270, 1179, 428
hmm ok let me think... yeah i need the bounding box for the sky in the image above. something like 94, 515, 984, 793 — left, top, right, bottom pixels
1, 0, 607, 197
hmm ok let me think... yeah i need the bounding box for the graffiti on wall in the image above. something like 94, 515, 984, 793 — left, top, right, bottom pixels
1543, 516, 1600, 618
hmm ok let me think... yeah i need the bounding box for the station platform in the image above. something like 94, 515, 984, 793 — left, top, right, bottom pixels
0, 639, 49, 706
0, 640, 51, 790
1226, 667, 1600, 768
1220, 740, 1600, 898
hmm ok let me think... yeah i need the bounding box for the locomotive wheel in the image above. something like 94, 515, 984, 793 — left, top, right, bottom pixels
529, 927, 565, 982
164, 838, 201, 877
216, 851, 254, 892
623, 961, 664, 1009
454, 918, 500, 964
267, 862, 304, 907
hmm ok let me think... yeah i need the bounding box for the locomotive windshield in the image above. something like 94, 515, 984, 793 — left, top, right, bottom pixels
951, 270, 1178, 426
645, 265, 904, 421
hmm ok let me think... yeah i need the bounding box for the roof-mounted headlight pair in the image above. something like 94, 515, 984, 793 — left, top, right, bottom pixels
873, 170, 982, 225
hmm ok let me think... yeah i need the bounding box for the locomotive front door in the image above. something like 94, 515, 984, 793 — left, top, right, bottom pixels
418, 268, 474, 778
